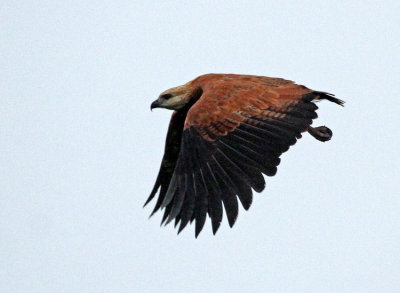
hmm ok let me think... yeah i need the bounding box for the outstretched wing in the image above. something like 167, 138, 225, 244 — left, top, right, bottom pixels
147, 75, 337, 237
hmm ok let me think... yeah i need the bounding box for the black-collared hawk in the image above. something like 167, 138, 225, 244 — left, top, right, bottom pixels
145, 73, 344, 237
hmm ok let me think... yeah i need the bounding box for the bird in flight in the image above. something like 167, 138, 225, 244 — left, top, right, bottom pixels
145, 73, 344, 237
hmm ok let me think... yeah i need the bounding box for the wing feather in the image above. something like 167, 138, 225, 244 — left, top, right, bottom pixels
177, 173, 195, 233
204, 162, 224, 234
194, 168, 209, 237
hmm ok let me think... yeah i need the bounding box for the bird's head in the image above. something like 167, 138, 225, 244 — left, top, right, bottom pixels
151, 84, 193, 111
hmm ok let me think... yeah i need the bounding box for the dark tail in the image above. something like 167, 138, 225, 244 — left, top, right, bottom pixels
315, 91, 345, 106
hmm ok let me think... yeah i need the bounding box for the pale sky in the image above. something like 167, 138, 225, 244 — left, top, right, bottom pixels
1, 1, 400, 292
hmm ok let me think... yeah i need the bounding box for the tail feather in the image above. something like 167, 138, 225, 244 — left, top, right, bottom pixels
315, 91, 345, 106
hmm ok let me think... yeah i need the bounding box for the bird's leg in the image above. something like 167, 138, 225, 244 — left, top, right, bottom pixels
307, 126, 333, 142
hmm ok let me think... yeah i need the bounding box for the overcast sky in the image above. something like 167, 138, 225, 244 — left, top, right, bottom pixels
1, 1, 399, 292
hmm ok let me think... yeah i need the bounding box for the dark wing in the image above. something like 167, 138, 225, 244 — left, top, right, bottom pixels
144, 111, 186, 218
147, 76, 341, 237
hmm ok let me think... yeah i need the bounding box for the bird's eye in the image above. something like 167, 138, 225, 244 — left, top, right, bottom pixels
161, 93, 172, 100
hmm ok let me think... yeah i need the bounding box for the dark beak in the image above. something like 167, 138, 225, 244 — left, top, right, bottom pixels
150, 99, 160, 111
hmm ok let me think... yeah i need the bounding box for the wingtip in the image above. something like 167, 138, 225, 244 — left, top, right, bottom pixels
195, 224, 204, 238
164, 215, 174, 226
212, 227, 219, 235
143, 193, 155, 208
242, 202, 252, 211
228, 218, 237, 228
149, 204, 162, 218
174, 217, 180, 228
177, 219, 190, 235
143, 200, 151, 208
210, 219, 222, 234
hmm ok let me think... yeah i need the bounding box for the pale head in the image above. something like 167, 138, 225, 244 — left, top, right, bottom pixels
150, 84, 193, 111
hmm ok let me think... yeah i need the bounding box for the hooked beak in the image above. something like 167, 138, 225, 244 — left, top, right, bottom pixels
150, 99, 161, 111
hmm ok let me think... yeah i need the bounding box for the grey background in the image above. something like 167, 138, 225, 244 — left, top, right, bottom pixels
1, 1, 399, 292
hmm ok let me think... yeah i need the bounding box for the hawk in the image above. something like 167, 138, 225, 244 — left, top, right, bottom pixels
145, 73, 344, 237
